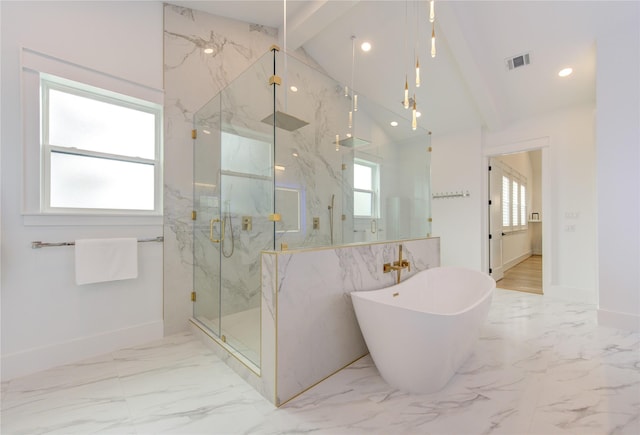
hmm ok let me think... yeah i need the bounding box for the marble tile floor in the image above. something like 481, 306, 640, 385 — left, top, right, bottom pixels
2, 289, 639, 435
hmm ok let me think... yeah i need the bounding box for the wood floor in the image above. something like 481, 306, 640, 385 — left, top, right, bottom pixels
497, 255, 543, 295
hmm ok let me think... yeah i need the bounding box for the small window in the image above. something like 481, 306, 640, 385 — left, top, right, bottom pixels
41, 75, 162, 213
353, 159, 379, 218
502, 175, 510, 228
501, 166, 527, 232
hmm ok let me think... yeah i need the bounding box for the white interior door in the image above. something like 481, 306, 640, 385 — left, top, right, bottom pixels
489, 158, 504, 281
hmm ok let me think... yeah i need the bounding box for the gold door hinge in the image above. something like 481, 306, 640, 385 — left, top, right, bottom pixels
269, 213, 282, 222
428, 217, 433, 222
428, 146, 432, 152
269, 44, 280, 52
342, 163, 347, 170
269, 75, 282, 86
192, 129, 197, 139
342, 214, 346, 221
191, 291, 196, 302
192, 210, 197, 220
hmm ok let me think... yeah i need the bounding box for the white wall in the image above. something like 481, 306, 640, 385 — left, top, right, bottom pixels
484, 105, 597, 303
596, 4, 640, 331
431, 127, 483, 270
0, 1, 165, 380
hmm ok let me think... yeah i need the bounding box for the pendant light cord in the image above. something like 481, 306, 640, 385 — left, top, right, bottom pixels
283, 0, 288, 111
351, 35, 356, 109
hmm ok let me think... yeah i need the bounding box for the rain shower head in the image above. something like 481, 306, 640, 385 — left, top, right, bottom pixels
261, 111, 309, 132
338, 136, 371, 148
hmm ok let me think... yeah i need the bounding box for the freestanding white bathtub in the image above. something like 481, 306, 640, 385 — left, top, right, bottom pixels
351, 267, 495, 394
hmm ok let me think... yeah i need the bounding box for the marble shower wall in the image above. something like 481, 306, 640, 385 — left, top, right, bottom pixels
164, 4, 359, 333
164, 5, 279, 334
164, 4, 433, 336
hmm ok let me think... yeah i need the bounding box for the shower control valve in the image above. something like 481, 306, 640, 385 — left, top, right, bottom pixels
242, 216, 252, 231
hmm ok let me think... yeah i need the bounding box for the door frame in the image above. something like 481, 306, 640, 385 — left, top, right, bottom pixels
481, 136, 551, 294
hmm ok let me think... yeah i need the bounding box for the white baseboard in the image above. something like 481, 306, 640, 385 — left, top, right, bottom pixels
503, 251, 532, 272
598, 309, 640, 332
1, 320, 163, 381
546, 285, 597, 305
491, 265, 504, 281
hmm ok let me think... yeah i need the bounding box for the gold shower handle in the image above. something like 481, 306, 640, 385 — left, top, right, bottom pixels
209, 218, 223, 243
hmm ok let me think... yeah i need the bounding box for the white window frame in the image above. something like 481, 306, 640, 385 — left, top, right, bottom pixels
40, 75, 163, 215
501, 166, 527, 232
353, 158, 380, 219
21, 48, 164, 225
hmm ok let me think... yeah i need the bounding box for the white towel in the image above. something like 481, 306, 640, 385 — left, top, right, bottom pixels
75, 238, 138, 285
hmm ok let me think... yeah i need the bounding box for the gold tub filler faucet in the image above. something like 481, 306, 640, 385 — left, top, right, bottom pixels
383, 244, 411, 284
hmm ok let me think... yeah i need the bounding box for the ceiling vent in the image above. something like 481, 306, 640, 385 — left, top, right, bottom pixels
505, 52, 531, 70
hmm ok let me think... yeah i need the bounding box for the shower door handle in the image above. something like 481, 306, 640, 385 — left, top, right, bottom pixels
371, 219, 377, 234
209, 218, 224, 243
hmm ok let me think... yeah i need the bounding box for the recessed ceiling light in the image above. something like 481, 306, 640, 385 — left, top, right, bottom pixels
290, 86, 298, 92
416, 111, 422, 118
558, 67, 573, 77
275, 165, 285, 171
360, 42, 372, 52
203, 48, 214, 54
390, 121, 398, 127
202, 129, 211, 135
292, 152, 298, 157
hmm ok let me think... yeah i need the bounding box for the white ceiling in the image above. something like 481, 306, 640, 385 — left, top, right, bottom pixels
169, 0, 605, 135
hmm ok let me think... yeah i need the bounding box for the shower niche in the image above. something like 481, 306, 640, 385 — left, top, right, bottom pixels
192, 47, 432, 374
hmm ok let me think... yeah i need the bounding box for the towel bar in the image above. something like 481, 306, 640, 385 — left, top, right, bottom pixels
31, 236, 164, 249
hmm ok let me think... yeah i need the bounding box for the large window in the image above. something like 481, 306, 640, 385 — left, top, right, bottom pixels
502, 168, 527, 231
41, 75, 162, 213
353, 158, 379, 218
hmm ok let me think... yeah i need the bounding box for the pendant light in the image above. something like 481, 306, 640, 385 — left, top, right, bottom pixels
404, 76, 410, 109
430, 0, 436, 58
412, 95, 417, 130
431, 23, 436, 58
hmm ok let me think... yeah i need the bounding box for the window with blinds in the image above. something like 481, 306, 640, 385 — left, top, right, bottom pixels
501, 166, 527, 231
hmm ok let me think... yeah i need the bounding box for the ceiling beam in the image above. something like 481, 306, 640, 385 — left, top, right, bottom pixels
279, 0, 360, 51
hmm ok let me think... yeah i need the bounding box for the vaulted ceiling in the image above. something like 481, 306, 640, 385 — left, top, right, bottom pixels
169, 1, 609, 135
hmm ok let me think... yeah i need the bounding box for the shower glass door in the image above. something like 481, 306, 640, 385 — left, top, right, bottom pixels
193, 92, 223, 339
193, 51, 274, 372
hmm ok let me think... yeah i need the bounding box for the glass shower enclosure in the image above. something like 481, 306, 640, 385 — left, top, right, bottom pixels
192, 48, 432, 372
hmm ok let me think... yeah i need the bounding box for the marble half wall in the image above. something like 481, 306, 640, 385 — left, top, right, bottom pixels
266, 237, 440, 406
190, 237, 440, 406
